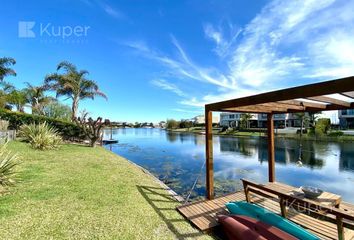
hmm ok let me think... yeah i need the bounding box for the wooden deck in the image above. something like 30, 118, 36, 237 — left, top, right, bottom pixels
177, 190, 354, 240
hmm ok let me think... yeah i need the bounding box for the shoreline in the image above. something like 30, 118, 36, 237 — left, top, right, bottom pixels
166, 128, 354, 142
116, 150, 185, 203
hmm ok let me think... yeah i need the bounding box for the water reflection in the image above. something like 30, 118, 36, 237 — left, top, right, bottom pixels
339, 143, 354, 172
104, 128, 354, 202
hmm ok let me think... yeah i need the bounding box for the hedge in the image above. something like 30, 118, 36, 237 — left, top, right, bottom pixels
0, 109, 85, 140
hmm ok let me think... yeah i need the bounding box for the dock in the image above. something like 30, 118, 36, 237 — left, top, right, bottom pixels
177, 185, 354, 240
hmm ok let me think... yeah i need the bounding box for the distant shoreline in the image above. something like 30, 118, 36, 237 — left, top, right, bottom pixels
166, 128, 354, 142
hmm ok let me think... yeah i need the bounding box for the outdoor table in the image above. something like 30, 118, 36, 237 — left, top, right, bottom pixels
266, 182, 342, 211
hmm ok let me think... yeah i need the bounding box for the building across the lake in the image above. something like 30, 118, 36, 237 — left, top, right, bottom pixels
220, 113, 308, 128
339, 109, 354, 129
220, 113, 258, 128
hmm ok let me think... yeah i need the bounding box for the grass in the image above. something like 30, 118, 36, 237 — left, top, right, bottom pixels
0, 141, 212, 240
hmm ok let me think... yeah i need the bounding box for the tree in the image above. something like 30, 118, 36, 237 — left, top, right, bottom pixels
308, 112, 320, 129
6, 89, 27, 112
179, 120, 193, 129
240, 113, 253, 129
315, 118, 331, 135
295, 112, 310, 136
42, 101, 72, 121
166, 119, 179, 129
74, 111, 109, 147
0, 57, 16, 81
23, 82, 53, 114
0, 82, 15, 109
45, 61, 107, 121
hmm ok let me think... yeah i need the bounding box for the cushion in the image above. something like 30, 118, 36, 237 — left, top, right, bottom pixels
226, 201, 319, 240
217, 215, 267, 240
229, 215, 298, 240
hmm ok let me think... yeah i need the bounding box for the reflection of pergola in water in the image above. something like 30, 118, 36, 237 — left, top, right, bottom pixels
204, 76, 354, 199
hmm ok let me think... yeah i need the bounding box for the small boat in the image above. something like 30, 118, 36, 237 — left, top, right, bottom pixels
226, 201, 320, 240
102, 139, 119, 145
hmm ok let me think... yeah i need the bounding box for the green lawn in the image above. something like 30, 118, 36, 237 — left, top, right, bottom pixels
0, 141, 212, 240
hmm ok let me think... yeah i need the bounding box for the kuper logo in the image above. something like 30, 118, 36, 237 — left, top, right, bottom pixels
18, 21, 36, 38
18, 21, 91, 41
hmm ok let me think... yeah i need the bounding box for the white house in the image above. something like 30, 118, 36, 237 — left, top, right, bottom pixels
220, 113, 258, 128
339, 109, 354, 128
220, 113, 308, 128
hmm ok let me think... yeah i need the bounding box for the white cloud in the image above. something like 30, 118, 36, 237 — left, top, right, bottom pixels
229, 0, 354, 88
100, 3, 124, 19
179, 88, 259, 108
125, 36, 236, 90
204, 22, 241, 58
151, 79, 186, 97
80, 0, 125, 19
172, 108, 202, 114
125, 0, 354, 112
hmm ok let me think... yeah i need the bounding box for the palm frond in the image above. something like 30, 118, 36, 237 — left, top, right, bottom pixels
57, 61, 77, 73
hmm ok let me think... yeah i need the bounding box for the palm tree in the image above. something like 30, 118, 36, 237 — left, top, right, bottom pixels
0, 82, 15, 109
45, 61, 107, 120
23, 82, 53, 115
240, 113, 253, 129
0, 57, 16, 81
6, 89, 27, 112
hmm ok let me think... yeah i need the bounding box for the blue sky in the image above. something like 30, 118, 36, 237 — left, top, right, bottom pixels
1, 0, 353, 122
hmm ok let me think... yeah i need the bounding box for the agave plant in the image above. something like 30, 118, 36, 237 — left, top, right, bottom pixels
19, 122, 62, 150
0, 143, 19, 188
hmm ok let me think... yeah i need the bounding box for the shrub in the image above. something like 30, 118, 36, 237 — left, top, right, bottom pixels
315, 118, 331, 135
42, 102, 72, 121
179, 120, 193, 129
0, 109, 85, 140
166, 119, 180, 129
328, 130, 344, 137
19, 122, 62, 150
0, 143, 19, 187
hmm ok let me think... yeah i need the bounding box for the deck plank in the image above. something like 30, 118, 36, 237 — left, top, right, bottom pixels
177, 190, 354, 240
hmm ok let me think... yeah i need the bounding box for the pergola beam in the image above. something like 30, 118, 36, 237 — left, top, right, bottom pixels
205, 109, 214, 200
221, 107, 272, 113
277, 100, 327, 110
340, 91, 354, 99
267, 114, 275, 182
306, 96, 351, 107
206, 76, 354, 111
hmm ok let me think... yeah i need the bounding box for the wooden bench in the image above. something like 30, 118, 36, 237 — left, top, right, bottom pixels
242, 179, 354, 240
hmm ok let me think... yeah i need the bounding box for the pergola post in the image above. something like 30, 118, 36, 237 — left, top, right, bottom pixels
205, 108, 214, 200
267, 113, 275, 182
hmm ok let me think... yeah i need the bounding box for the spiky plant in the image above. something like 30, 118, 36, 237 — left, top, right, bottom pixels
45, 61, 107, 120
0, 143, 19, 188
19, 122, 62, 150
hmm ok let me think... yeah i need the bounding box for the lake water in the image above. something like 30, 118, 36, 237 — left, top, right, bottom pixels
104, 128, 354, 202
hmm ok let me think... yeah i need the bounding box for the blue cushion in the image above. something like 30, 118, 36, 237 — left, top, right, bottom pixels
226, 201, 320, 240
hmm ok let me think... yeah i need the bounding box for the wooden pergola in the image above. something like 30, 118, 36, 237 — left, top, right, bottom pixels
204, 76, 354, 200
